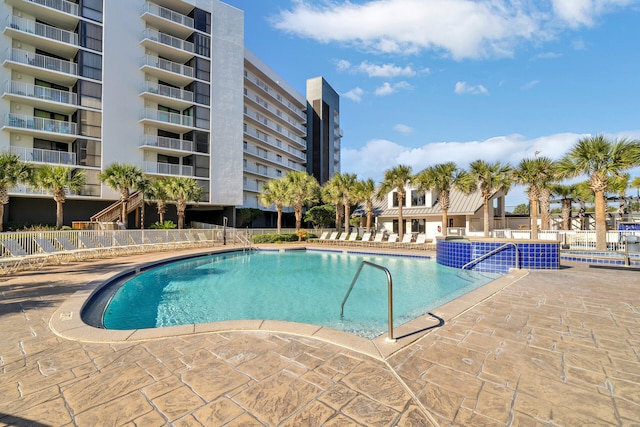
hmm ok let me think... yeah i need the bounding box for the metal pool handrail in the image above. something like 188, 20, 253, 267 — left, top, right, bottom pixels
340, 260, 396, 342
461, 242, 520, 270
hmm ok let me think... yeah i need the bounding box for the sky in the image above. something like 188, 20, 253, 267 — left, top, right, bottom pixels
223, 0, 640, 206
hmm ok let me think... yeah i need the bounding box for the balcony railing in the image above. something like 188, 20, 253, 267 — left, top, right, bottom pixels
7, 15, 79, 46
10, 183, 78, 196
142, 55, 194, 78
142, 108, 193, 127
10, 145, 76, 165
5, 80, 77, 105
141, 81, 194, 103
8, 48, 78, 76
143, 161, 193, 176
5, 113, 77, 135
141, 135, 196, 152
143, 29, 194, 53
244, 163, 283, 179
26, 0, 79, 16
143, 2, 194, 28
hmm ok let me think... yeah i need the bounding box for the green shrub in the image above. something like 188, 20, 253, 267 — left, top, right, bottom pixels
150, 220, 177, 229
252, 233, 299, 243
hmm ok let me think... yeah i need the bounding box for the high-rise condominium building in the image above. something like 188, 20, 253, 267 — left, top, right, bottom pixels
0, 0, 342, 228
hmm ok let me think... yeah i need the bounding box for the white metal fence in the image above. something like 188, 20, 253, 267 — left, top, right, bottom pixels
493, 229, 640, 251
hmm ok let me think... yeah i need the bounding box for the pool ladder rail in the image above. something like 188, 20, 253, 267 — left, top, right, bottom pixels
461, 242, 520, 271
341, 260, 396, 343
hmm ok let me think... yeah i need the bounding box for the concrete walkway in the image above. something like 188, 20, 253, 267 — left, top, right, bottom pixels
0, 245, 638, 426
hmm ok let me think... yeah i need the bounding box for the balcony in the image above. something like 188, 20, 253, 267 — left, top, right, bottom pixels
243, 162, 283, 180
244, 88, 306, 135
141, 2, 194, 39
4, 81, 78, 114
3, 113, 77, 142
10, 145, 76, 165
10, 183, 79, 196
140, 81, 194, 110
143, 161, 193, 177
140, 108, 194, 132
244, 70, 307, 122
333, 139, 341, 152
140, 55, 194, 87
141, 29, 194, 63
5, 0, 79, 31
140, 134, 200, 154
5, 15, 79, 58
4, 48, 78, 86
244, 109, 306, 146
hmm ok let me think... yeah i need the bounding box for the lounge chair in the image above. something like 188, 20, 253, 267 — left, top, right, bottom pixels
326, 231, 339, 243
347, 232, 358, 242
93, 235, 118, 253
318, 231, 329, 240
370, 233, 385, 245
338, 232, 348, 241
56, 236, 95, 260
414, 234, 427, 245
113, 234, 141, 253
0, 239, 50, 272
360, 232, 372, 244
387, 233, 399, 244
33, 238, 64, 264
79, 235, 116, 256
401, 233, 413, 244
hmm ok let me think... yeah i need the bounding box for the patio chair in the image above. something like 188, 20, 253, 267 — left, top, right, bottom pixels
93, 235, 119, 253
387, 233, 399, 244
347, 232, 358, 242
338, 232, 348, 241
0, 239, 50, 272
79, 235, 116, 256
56, 236, 95, 260
113, 235, 142, 253
360, 232, 372, 244
414, 234, 427, 245
369, 232, 385, 246
33, 238, 64, 264
401, 233, 413, 244
318, 231, 329, 240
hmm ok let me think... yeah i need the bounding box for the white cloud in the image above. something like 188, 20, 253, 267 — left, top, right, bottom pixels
342, 87, 365, 102
522, 80, 540, 90
336, 60, 418, 78
455, 81, 489, 95
375, 81, 411, 96
272, 0, 638, 60
394, 124, 413, 135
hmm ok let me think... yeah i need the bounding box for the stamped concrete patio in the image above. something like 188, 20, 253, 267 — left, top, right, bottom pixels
0, 245, 638, 426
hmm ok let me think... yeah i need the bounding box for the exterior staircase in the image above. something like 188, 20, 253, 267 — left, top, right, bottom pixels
90, 191, 144, 224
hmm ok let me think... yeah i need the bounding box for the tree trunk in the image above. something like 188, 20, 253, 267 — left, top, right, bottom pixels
366, 209, 372, 233
56, 200, 64, 229
276, 208, 282, 234
177, 209, 184, 229
121, 201, 128, 228
595, 190, 607, 251
295, 206, 302, 231
398, 195, 404, 240
335, 202, 343, 233
483, 196, 490, 237
562, 200, 572, 230
530, 197, 539, 240
0, 203, 4, 232
344, 203, 351, 234
441, 208, 448, 235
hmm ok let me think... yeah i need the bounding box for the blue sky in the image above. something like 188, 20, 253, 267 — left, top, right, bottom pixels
224, 0, 640, 205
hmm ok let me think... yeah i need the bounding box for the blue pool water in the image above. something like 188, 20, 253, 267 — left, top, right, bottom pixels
102, 250, 501, 339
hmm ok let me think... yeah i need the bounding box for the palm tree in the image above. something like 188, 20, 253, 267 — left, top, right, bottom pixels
100, 163, 145, 228
0, 152, 32, 232
558, 135, 640, 250
469, 160, 512, 237
321, 174, 344, 232
513, 157, 554, 239
538, 159, 560, 231
353, 178, 376, 233
165, 177, 203, 229
33, 165, 86, 229
550, 183, 579, 230
632, 176, 640, 213
146, 178, 171, 224
377, 165, 413, 241
283, 171, 320, 232
608, 173, 630, 217
414, 162, 475, 234
259, 178, 289, 234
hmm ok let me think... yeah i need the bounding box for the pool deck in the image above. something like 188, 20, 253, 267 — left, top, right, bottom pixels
1, 243, 639, 426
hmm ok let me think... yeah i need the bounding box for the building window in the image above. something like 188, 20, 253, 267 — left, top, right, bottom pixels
392, 220, 407, 234
79, 21, 102, 52
80, 0, 103, 22
189, 33, 211, 57
190, 57, 210, 82
411, 190, 425, 207
191, 8, 211, 33
76, 50, 102, 81
411, 219, 426, 233
276, 169, 282, 177
186, 81, 210, 106
391, 192, 405, 207
276, 154, 282, 163
73, 110, 101, 138
74, 80, 102, 109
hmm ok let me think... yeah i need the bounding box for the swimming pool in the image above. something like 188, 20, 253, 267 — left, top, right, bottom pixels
94, 249, 501, 339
